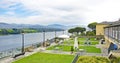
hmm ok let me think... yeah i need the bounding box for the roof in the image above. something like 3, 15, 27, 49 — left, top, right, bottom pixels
101, 19, 120, 28
98, 21, 113, 25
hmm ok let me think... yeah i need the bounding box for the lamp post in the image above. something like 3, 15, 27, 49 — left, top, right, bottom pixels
55, 31, 56, 43
21, 33, 24, 53
13, 31, 25, 58
55, 31, 56, 38
43, 30, 45, 47
63, 30, 64, 34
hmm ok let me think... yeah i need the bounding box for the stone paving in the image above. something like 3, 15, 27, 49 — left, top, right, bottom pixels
96, 44, 108, 57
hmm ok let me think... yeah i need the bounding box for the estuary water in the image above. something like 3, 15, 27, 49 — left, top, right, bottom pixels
0, 31, 68, 51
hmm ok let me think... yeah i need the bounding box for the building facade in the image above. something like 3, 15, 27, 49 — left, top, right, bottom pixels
96, 20, 120, 57
96, 24, 108, 36
96, 22, 111, 39
104, 24, 120, 52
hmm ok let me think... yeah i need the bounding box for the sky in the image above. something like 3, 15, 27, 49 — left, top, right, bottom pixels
0, 0, 120, 25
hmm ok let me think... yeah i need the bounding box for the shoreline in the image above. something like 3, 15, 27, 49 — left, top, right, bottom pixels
0, 30, 64, 36
0, 38, 55, 59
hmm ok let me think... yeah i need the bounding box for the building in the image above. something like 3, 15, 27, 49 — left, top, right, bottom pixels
104, 23, 120, 52
96, 22, 112, 38
96, 19, 120, 57
96, 23, 109, 36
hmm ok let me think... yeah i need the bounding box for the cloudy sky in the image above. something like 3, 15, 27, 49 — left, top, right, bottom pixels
0, 0, 120, 25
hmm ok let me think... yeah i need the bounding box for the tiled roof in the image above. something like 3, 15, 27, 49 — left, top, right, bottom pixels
112, 20, 120, 25
100, 19, 120, 27
98, 21, 113, 25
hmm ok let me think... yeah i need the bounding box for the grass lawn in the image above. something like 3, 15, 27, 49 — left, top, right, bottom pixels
64, 38, 99, 45
47, 45, 72, 52
79, 41, 99, 45
47, 45, 101, 53
78, 38, 98, 41
64, 39, 74, 44
89, 38, 97, 41
79, 46, 101, 53
64, 41, 99, 45
12, 53, 74, 63
78, 38, 86, 41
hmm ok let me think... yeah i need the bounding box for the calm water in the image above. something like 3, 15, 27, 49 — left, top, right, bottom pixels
0, 31, 68, 51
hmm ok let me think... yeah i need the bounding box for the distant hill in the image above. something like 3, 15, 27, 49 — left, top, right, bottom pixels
47, 24, 67, 29
0, 22, 45, 29
0, 22, 66, 32
0, 22, 88, 30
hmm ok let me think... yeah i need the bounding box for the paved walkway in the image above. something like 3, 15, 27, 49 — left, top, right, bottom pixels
96, 44, 108, 57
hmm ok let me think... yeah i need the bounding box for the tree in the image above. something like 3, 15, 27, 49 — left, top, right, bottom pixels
1, 29, 8, 35
88, 22, 97, 31
0, 29, 2, 34
74, 27, 86, 34
71, 46, 74, 54
74, 27, 81, 34
68, 28, 75, 34
68, 27, 86, 35
80, 27, 86, 33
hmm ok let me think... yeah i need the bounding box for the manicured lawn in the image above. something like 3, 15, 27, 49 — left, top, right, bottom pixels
64, 39, 74, 44
79, 41, 99, 45
79, 46, 101, 53
64, 38, 99, 45
47, 45, 72, 52
47, 37, 101, 53
12, 53, 74, 63
78, 38, 86, 41
47, 45, 101, 53
78, 38, 98, 41
89, 38, 98, 41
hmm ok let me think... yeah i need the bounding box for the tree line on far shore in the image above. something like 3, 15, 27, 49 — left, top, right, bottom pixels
68, 22, 97, 36
0, 28, 64, 35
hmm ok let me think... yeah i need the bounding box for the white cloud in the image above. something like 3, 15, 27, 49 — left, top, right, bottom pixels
0, 0, 120, 25
85, 0, 120, 23
0, 0, 20, 9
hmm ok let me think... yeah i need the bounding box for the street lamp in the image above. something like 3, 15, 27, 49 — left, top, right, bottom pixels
13, 31, 25, 58
63, 30, 64, 34
55, 31, 56, 38
55, 31, 56, 43
43, 30, 45, 47
21, 33, 25, 53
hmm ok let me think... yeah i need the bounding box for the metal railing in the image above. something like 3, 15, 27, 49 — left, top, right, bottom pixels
0, 38, 56, 59
0, 47, 21, 59
0, 42, 42, 59
111, 49, 120, 53
71, 54, 79, 63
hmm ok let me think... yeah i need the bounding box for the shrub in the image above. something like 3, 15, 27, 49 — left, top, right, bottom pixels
86, 31, 95, 36
77, 56, 110, 63
71, 46, 74, 51
110, 57, 120, 63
